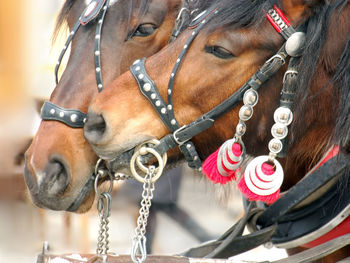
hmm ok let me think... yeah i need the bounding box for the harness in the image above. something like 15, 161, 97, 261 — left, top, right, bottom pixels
126, 2, 350, 258
41, 0, 110, 128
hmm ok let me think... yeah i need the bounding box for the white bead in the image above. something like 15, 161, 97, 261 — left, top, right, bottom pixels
171, 73, 175, 78
95, 34, 100, 39
150, 93, 156, 99
168, 89, 172, 95
96, 67, 101, 72
176, 58, 180, 63
161, 108, 166, 114
167, 105, 172, 110
98, 84, 103, 89
50, 109, 55, 115
184, 44, 188, 49
138, 74, 144, 80
135, 66, 140, 71
155, 100, 161, 107
133, 59, 140, 65
95, 51, 100, 56
186, 144, 191, 149
59, 112, 64, 118
171, 119, 176, 125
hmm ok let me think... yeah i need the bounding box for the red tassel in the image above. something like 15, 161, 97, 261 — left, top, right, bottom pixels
238, 156, 283, 204
202, 141, 243, 184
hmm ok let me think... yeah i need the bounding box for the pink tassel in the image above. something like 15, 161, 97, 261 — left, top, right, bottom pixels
202, 141, 243, 184
238, 157, 283, 204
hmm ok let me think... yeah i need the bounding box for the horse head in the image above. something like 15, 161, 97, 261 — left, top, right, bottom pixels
85, 0, 349, 188
24, 0, 182, 212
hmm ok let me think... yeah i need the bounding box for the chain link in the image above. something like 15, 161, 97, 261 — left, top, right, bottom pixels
131, 166, 156, 263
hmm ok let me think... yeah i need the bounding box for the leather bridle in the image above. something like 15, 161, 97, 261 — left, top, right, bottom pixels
41, 0, 110, 128
129, 4, 300, 170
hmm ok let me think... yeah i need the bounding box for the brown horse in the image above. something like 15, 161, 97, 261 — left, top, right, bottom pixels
24, 0, 182, 213
85, 0, 350, 261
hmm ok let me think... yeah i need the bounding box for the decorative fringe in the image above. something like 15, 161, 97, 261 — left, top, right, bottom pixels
202, 141, 243, 185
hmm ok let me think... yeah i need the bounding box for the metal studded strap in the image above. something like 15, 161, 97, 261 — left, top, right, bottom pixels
41, 101, 87, 128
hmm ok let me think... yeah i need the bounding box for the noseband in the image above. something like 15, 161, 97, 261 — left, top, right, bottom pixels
41, 0, 110, 128
130, 4, 302, 170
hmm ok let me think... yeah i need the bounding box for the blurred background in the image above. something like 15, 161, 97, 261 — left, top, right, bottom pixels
0, 1, 287, 262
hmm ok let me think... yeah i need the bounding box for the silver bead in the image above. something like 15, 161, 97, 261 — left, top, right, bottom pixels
150, 93, 156, 99
274, 107, 293, 125
161, 108, 166, 114
138, 74, 144, 80
271, 123, 288, 139
285, 32, 306, 57
268, 138, 283, 154
243, 89, 258, 107
171, 119, 176, 125
167, 105, 172, 110
135, 66, 140, 71
155, 100, 161, 107
133, 59, 140, 65
96, 67, 101, 72
239, 105, 253, 121
59, 112, 64, 118
50, 109, 55, 115
236, 121, 246, 136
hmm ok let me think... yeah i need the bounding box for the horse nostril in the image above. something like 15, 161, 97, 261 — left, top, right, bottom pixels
43, 158, 70, 196
84, 112, 107, 144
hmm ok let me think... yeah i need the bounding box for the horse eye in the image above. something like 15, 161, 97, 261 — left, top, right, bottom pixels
132, 23, 157, 37
205, 45, 234, 59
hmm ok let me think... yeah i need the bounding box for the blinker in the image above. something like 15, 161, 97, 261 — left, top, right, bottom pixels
80, 0, 106, 26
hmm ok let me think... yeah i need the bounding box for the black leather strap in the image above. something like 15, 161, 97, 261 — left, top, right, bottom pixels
41, 101, 87, 128
257, 152, 350, 228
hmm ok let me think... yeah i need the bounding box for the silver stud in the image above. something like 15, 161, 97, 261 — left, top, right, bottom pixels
236, 121, 246, 136
155, 100, 161, 107
151, 93, 156, 99
171, 73, 175, 78
135, 66, 140, 71
96, 67, 101, 72
168, 89, 172, 95
192, 31, 196, 35
98, 19, 103, 24
274, 107, 293, 125
186, 144, 191, 149
70, 31, 75, 35
239, 105, 253, 121
194, 156, 199, 161
143, 83, 151, 92
133, 59, 140, 65
83, 118, 87, 123
161, 108, 166, 114
176, 58, 180, 63
98, 84, 103, 89
70, 114, 78, 123
138, 74, 144, 80
202, 19, 206, 23
167, 105, 172, 110
184, 44, 188, 49
268, 138, 283, 154
271, 123, 288, 140
59, 112, 64, 118
95, 34, 100, 39
171, 119, 176, 125
95, 50, 100, 56
50, 109, 55, 115
103, 6, 107, 10
243, 89, 258, 107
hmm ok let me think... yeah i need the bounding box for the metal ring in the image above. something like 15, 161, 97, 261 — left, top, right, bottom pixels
94, 170, 114, 196
130, 146, 166, 183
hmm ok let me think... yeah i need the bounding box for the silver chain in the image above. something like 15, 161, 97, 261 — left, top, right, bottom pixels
131, 166, 156, 263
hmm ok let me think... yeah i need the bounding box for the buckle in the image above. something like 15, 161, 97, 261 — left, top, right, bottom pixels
173, 125, 189, 145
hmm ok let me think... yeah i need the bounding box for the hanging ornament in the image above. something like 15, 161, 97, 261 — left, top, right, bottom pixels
202, 88, 258, 184
238, 155, 283, 204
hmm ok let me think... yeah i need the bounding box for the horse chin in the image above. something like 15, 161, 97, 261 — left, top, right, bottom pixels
68, 191, 95, 213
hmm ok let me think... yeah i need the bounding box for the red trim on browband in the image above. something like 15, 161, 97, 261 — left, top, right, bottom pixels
273, 5, 291, 26
266, 13, 282, 33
